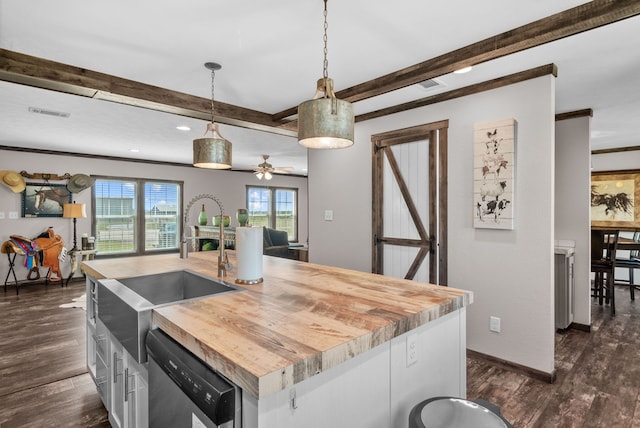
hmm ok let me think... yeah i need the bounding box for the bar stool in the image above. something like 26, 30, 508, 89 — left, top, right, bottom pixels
614, 230, 640, 300
591, 229, 619, 315
409, 396, 513, 428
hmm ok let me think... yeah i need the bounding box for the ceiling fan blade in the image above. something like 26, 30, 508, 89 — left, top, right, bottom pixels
273, 167, 293, 173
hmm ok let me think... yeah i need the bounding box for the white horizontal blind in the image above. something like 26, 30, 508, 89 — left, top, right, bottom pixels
94, 179, 137, 254
247, 186, 298, 241
94, 179, 181, 255
144, 182, 180, 251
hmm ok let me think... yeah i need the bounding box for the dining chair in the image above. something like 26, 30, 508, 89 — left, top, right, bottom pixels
614, 230, 640, 300
591, 229, 619, 315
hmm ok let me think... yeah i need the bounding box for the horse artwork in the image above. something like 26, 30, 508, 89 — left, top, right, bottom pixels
21, 183, 72, 217
473, 118, 517, 229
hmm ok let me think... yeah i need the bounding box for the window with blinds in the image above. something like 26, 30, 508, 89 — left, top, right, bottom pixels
246, 186, 298, 241
93, 177, 182, 255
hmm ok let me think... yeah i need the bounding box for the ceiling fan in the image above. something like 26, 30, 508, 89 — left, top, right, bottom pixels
253, 155, 292, 180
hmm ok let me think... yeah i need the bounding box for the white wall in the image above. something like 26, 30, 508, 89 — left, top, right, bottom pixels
0, 149, 308, 281
309, 76, 556, 375
555, 116, 591, 326
591, 151, 640, 172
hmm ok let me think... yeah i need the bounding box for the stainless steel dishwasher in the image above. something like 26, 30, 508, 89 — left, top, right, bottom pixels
146, 329, 241, 428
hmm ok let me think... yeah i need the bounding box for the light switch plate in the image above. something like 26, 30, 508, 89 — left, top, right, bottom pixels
324, 210, 333, 221
8, 211, 18, 219
489, 316, 501, 333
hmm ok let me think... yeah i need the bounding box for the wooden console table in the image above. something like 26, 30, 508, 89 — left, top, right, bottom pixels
66, 249, 97, 286
287, 245, 308, 262
190, 226, 236, 251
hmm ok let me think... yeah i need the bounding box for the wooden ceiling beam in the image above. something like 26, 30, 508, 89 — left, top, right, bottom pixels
3, 1, 640, 133
273, 0, 640, 121
0, 49, 298, 137
356, 64, 557, 123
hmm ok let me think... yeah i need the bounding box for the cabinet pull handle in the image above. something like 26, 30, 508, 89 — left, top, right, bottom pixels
113, 352, 117, 382
113, 352, 121, 383
124, 368, 129, 402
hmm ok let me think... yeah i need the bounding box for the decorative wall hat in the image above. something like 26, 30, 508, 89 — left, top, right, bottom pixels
0, 170, 26, 193
67, 174, 92, 193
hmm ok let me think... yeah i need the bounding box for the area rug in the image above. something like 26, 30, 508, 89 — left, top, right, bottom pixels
59, 293, 86, 310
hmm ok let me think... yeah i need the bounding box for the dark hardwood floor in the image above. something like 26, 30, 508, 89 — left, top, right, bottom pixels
2, 278, 639, 427
0, 279, 109, 427
468, 285, 640, 427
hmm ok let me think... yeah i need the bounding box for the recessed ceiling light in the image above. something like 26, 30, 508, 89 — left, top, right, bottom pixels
129, 148, 140, 153
453, 66, 473, 74
176, 125, 191, 131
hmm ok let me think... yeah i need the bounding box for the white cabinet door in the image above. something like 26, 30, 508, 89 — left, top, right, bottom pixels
86, 277, 98, 380
252, 342, 391, 428
125, 352, 149, 428
110, 338, 126, 428
94, 319, 110, 408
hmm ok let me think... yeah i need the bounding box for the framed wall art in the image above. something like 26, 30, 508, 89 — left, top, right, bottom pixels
591, 170, 640, 229
21, 183, 72, 217
473, 118, 517, 230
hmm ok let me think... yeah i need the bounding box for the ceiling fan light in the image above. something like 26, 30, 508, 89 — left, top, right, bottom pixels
298, 97, 354, 149
256, 171, 264, 180
264, 171, 273, 180
193, 123, 232, 169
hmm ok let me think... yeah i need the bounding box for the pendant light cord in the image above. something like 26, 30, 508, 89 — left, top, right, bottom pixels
210, 68, 216, 124
323, 0, 329, 80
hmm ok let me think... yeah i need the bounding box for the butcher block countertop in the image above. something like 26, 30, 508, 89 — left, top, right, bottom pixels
83, 251, 472, 399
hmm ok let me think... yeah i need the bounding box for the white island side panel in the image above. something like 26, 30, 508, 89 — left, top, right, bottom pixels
243, 308, 465, 428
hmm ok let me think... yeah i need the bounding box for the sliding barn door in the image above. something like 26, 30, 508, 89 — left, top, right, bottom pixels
372, 121, 448, 285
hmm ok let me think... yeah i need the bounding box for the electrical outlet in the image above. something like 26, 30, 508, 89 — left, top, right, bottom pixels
406, 333, 418, 366
323, 210, 333, 221
8, 211, 18, 219
0, 211, 5, 219
490, 316, 501, 333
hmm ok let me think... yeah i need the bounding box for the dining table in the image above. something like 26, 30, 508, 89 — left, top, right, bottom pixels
615, 236, 640, 251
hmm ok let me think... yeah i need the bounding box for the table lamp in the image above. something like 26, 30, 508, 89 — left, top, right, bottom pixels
63, 201, 87, 251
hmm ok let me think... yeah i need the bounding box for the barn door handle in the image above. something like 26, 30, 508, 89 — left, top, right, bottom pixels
429, 236, 436, 253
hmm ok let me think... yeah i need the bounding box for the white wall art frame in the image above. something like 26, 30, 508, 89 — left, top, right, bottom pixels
473, 118, 517, 229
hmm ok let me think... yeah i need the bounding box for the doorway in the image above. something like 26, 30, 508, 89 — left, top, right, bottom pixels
371, 120, 448, 285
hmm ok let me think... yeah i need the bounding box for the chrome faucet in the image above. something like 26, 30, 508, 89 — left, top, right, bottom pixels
181, 194, 230, 278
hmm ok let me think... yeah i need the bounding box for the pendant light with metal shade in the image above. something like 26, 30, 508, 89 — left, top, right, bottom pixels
298, 0, 354, 149
193, 62, 232, 169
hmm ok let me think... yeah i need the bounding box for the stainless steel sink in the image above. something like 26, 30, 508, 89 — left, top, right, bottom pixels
98, 270, 239, 362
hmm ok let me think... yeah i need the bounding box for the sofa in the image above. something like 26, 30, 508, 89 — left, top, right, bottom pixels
263, 227, 293, 259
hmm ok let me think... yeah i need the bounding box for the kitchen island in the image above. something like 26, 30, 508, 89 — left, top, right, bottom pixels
83, 251, 472, 427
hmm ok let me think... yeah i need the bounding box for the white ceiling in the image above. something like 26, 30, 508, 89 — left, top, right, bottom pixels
1, 0, 639, 175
